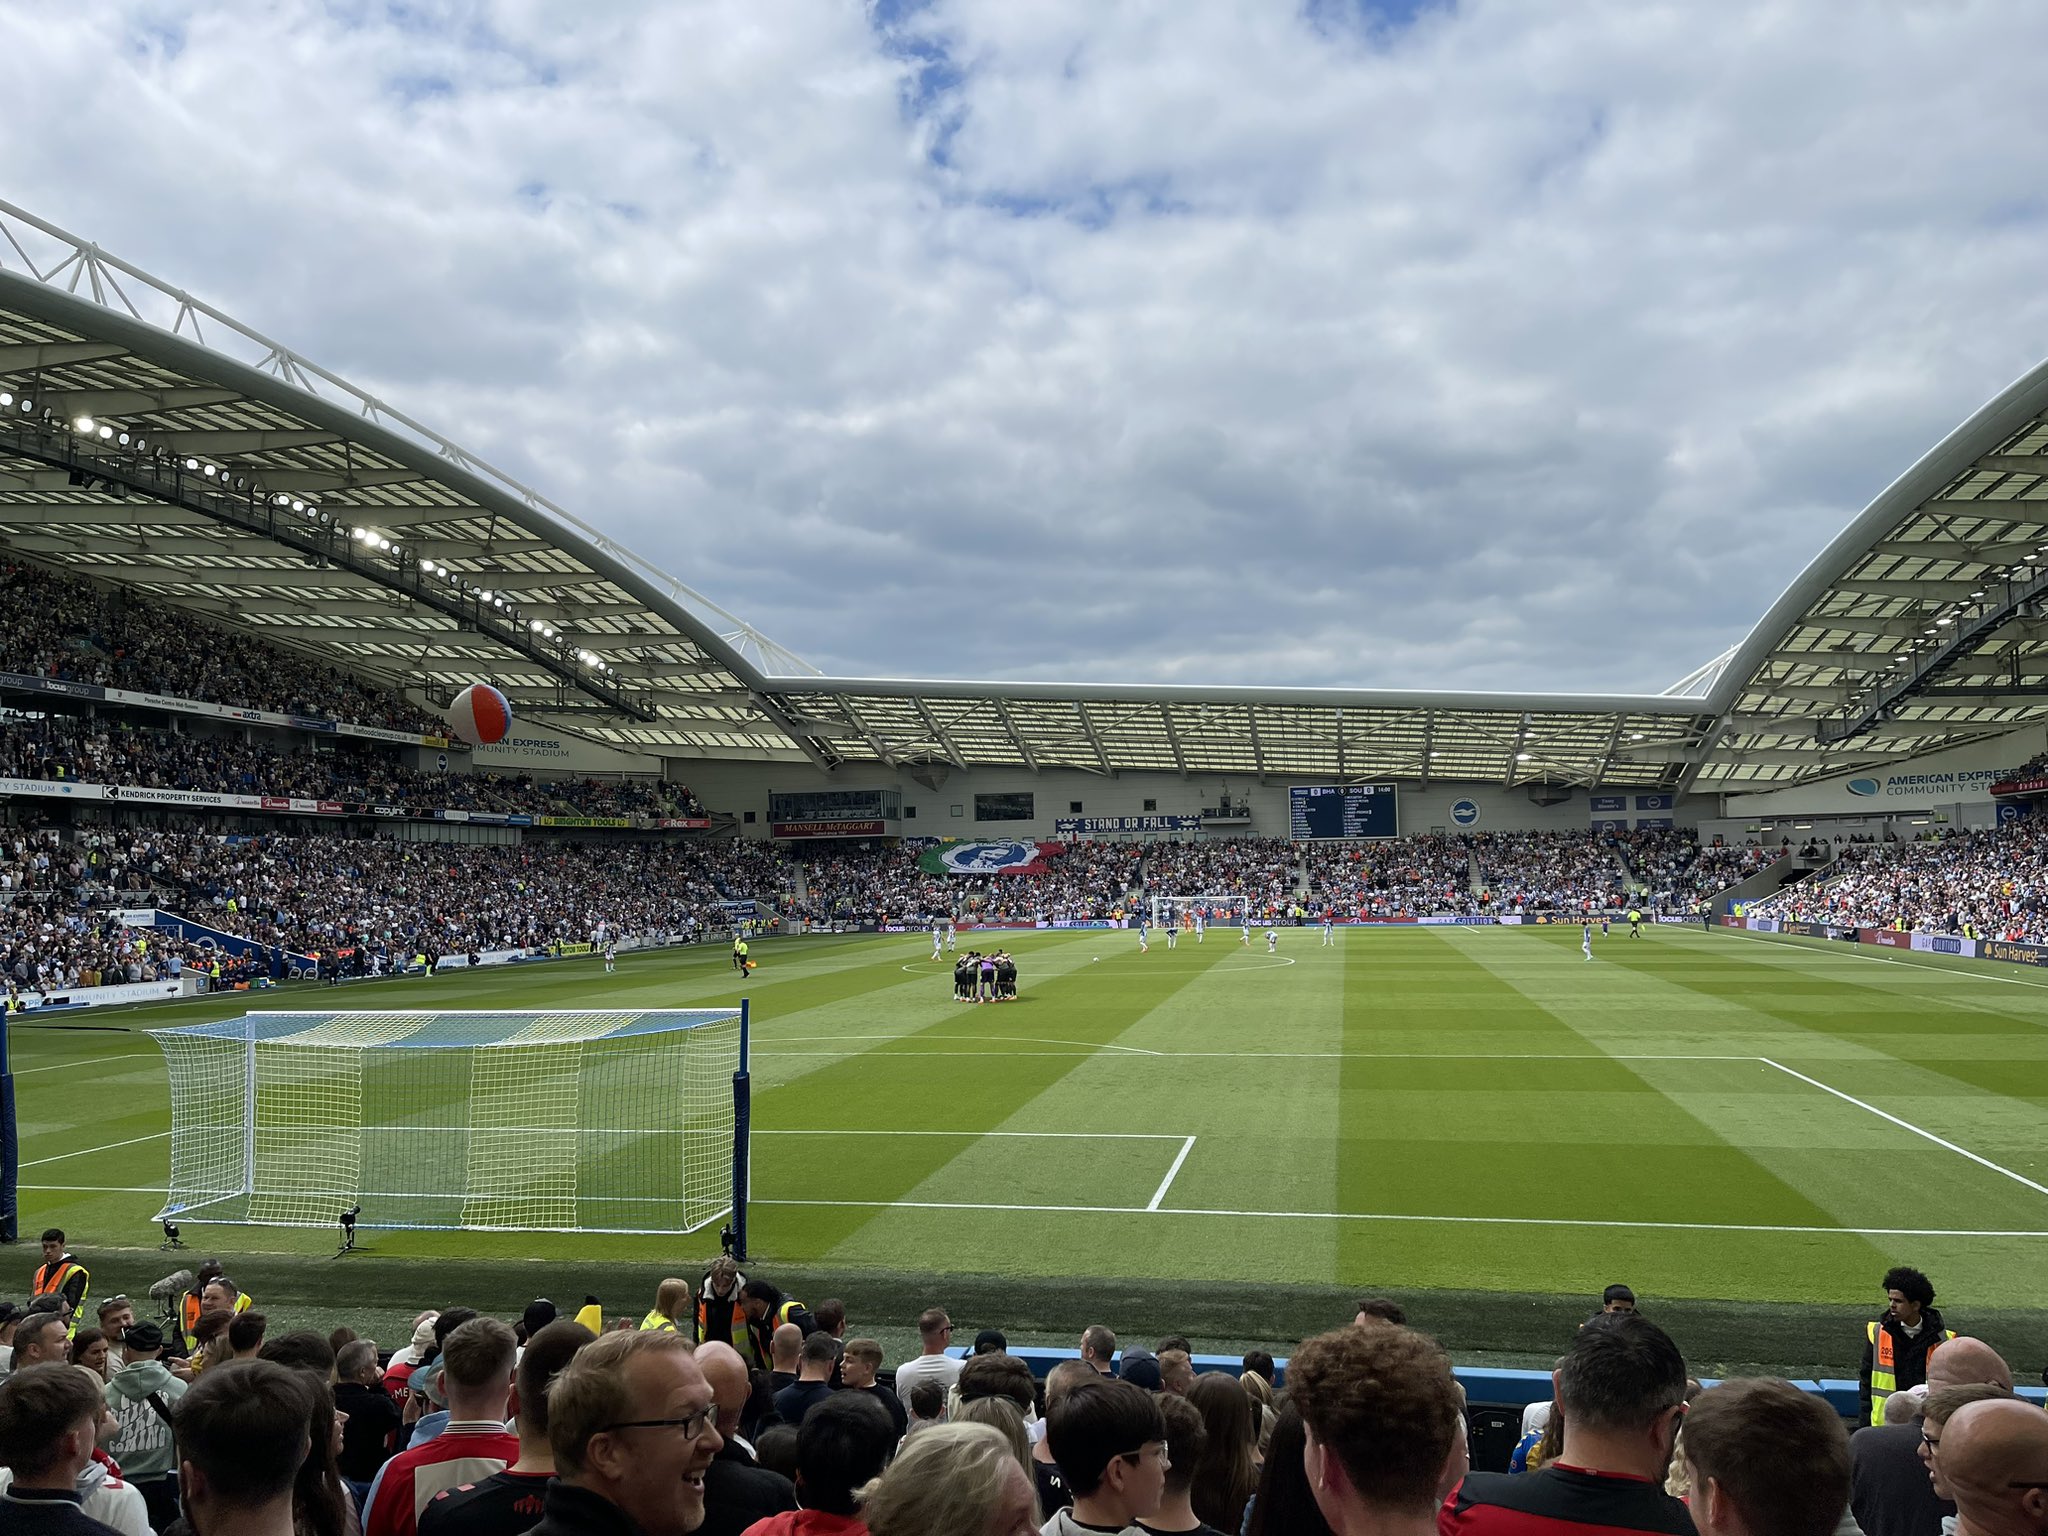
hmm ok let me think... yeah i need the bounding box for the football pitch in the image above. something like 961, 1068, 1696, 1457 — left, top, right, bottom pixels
12, 924, 2048, 1368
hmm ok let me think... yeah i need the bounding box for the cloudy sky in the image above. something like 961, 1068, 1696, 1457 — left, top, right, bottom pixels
7, 0, 2048, 693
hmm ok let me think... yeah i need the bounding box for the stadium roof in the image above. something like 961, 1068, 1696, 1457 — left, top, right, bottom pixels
4, 197, 2047, 793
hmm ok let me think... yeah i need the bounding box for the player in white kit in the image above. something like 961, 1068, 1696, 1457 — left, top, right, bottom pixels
946, 919, 957, 951
1241, 915, 1253, 946
1321, 910, 1335, 947
1266, 928, 1279, 953
1583, 921, 1594, 961
1195, 911, 1205, 943
1165, 918, 1178, 949
1138, 918, 1150, 953
932, 923, 943, 960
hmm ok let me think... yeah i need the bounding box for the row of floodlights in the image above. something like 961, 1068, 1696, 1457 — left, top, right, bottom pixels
22, 405, 614, 678
1887, 565, 2039, 668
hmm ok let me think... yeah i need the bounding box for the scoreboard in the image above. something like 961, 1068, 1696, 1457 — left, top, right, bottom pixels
1289, 783, 1399, 841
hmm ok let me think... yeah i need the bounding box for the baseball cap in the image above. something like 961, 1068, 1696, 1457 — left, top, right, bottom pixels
522, 1299, 558, 1336
0, 1301, 20, 1327
410, 1316, 440, 1351
1117, 1347, 1163, 1392
972, 1329, 1008, 1354
26, 1294, 65, 1316
123, 1322, 165, 1353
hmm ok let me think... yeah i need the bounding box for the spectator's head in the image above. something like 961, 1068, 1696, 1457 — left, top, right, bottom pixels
430, 1306, 480, 1354
1682, 1379, 1850, 1536
0, 1362, 105, 1489
441, 1316, 518, 1420
1157, 1391, 1209, 1503
1289, 1324, 1466, 1529
738, 1279, 782, 1322
959, 1352, 1036, 1416
788, 1390, 896, 1516
68, 1327, 109, 1378
122, 1322, 167, 1362
973, 1328, 1008, 1356
693, 1341, 751, 1436
228, 1310, 268, 1358
1188, 1368, 1263, 1532
1242, 1350, 1276, 1384
860, 1421, 1039, 1536
814, 1298, 846, 1338
520, 1300, 557, 1341
1883, 1266, 1936, 1325
1159, 1349, 1196, 1396
1931, 1337, 2014, 1392
918, 1307, 953, 1352
1045, 1377, 1168, 1521
174, 1361, 318, 1533
1923, 1384, 2018, 1499
771, 1322, 804, 1372
199, 1275, 240, 1314
336, 1339, 381, 1385
798, 1330, 838, 1380
1554, 1313, 1688, 1475
263, 1332, 339, 1382
953, 1395, 1031, 1472
547, 1330, 723, 1536
706, 1255, 740, 1294
1080, 1324, 1118, 1370
329, 1326, 358, 1358
96, 1295, 135, 1340
1119, 1347, 1164, 1393
1602, 1284, 1638, 1314
11, 1311, 68, 1367
1354, 1297, 1408, 1327
1247, 1402, 1336, 1536
653, 1278, 691, 1322
1939, 1399, 2048, 1536
1156, 1335, 1193, 1356
839, 1338, 883, 1392
38, 1227, 64, 1264
908, 1379, 947, 1425
513, 1318, 596, 1444
194, 1258, 225, 1288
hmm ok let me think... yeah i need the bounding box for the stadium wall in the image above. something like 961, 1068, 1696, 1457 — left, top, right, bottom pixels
404, 732, 663, 777
675, 760, 1708, 840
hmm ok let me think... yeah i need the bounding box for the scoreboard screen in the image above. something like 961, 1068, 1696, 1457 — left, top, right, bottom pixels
1289, 783, 1399, 841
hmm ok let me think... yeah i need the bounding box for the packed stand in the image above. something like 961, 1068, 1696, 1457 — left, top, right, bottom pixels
1141, 838, 1298, 915
0, 560, 445, 734
0, 713, 703, 820
6, 1237, 2013, 1536
1301, 836, 1476, 918
1469, 831, 1628, 913
1756, 825, 2048, 941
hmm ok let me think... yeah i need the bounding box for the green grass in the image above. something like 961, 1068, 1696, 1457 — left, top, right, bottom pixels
13, 924, 2048, 1376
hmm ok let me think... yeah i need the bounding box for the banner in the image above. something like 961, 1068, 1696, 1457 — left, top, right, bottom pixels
1416, 915, 1499, 926
1910, 933, 1977, 957
537, 815, 632, 829
657, 817, 713, 830
0, 669, 454, 748
919, 840, 1062, 876
17, 977, 192, 1012
1053, 814, 1202, 835
1981, 938, 2048, 967
773, 819, 888, 838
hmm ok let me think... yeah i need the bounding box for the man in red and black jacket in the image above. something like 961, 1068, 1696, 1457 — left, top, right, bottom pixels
1440, 1313, 1696, 1536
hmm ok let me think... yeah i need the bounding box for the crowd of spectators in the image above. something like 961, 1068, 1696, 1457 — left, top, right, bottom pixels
1468, 831, 1629, 913
1757, 824, 2048, 941
0, 561, 445, 734
1140, 838, 1298, 914
0, 713, 704, 821
3, 1246, 2024, 1536
1301, 837, 1475, 918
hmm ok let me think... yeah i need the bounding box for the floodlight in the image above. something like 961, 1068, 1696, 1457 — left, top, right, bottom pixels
479, 589, 492, 600
1937, 617, 1953, 626
75, 416, 95, 432
353, 527, 369, 540
99, 425, 113, 440
117, 432, 130, 445
0, 392, 11, 405
203, 464, 217, 477
1515, 751, 1532, 762
530, 619, 544, 631
184, 457, 199, 470
292, 499, 306, 512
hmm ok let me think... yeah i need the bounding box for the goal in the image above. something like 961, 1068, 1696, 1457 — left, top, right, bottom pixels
1148, 895, 1251, 930
149, 1007, 750, 1239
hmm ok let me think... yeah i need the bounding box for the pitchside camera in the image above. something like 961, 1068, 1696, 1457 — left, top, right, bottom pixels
159, 1220, 183, 1251
335, 1203, 361, 1258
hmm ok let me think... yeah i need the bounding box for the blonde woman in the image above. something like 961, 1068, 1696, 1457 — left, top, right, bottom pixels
861, 1421, 1040, 1536
954, 1395, 1033, 1477
1240, 1369, 1278, 1457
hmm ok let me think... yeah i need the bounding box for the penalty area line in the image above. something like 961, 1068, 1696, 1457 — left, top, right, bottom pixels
21, 1130, 170, 1167
1759, 1057, 2048, 1200
1147, 1136, 1197, 1211
746, 1196, 2048, 1238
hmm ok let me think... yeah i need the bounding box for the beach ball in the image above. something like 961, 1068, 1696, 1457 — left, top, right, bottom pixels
448, 683, 512, 746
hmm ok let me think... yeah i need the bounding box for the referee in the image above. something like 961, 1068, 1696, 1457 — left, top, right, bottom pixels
731, 934, 749, 972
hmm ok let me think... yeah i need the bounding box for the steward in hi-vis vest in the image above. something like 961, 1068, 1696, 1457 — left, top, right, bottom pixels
33, 1229, 91, 1330
1860, 1265, 1953, 1426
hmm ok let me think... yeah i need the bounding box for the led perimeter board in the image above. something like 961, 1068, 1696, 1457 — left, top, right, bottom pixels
1289, 783, 1399, 840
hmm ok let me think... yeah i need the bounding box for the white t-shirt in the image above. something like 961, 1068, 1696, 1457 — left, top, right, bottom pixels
892, 1352, 962, 1405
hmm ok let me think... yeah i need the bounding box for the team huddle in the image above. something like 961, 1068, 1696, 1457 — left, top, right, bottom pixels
952, 950, 1019, 1002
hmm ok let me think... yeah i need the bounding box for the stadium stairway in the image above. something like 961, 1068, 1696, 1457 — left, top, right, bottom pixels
1715, 850, 1806, 913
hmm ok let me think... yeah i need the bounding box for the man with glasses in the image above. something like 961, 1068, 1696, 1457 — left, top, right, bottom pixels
1937, 1399, 2048, 1536
891, 1308, 961, 1407
1442, 1313, 1694, 1536
527, 1330, 723, 1536
1853, 1337, 2012, 1536
1041, 1377, 1168, 1536
364, 1318, 520, 1536
1923, 1386, 2017, 1508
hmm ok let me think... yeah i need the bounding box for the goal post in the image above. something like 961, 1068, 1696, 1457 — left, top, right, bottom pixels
1149, 894, 1250, 930
150, 1005, 749, 1238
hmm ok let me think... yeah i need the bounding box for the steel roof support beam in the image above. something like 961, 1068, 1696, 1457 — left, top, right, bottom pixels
0, 419, 658, 720
992, 697, 1039, 771
1076, 701, 1114, 776
1161, 704, 1187, 776
911, 697, 967, 770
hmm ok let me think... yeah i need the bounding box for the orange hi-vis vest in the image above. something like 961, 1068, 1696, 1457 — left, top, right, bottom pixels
182, 1287, 255, 1350
1868, 1319, 1955, 1424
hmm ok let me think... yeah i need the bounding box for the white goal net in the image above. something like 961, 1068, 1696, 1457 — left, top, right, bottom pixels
150, 1008, 744, 1235
1148, 895, 1251, 930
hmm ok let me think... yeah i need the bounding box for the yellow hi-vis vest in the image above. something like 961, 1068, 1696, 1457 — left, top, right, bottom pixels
1868, 1320, 1955, 1424
639, 1309, 679, 1332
